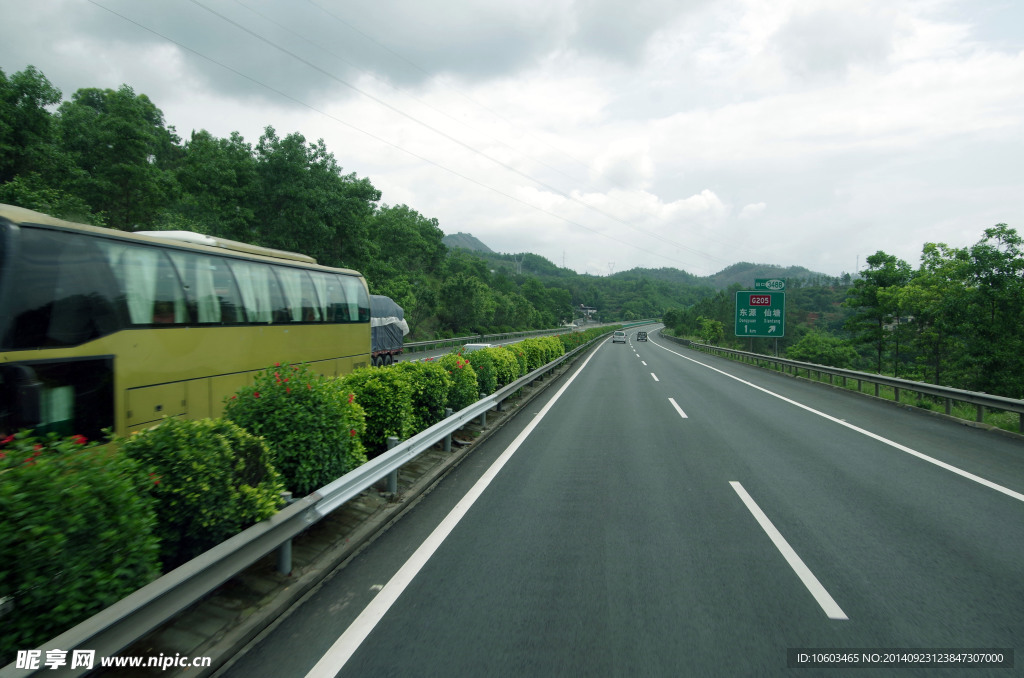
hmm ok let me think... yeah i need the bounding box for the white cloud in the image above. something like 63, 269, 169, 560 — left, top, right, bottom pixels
0, 0, 1021, 278
739, 202, 767, 219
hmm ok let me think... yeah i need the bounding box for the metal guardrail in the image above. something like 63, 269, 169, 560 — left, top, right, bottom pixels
402, 320, 660, 354
2, 329, 614, 678
403, 327, 566, 353
660, 332, 1024, 432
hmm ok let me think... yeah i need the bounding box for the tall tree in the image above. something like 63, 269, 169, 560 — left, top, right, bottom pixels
960, 225, 1024, 395
56, 85, 180, 229
254, 127, 379, 268
170, 129, 258, 239
0, 66, 63, 184
844, 251, 911, 373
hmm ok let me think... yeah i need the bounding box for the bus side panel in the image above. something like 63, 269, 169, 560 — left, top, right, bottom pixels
126, 382, 186, 429
2, 323, 370, 437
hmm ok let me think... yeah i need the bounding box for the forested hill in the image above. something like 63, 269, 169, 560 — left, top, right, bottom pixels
0, 64, 861, 342
442, 232, 493, 253
0, 64, 738, 338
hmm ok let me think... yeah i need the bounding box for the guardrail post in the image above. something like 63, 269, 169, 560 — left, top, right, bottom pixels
444, 408, 453, 451
386, 437, 399, 493
976, 405, 984, 423
479, 394, 487, 428
277, 490, 294, 575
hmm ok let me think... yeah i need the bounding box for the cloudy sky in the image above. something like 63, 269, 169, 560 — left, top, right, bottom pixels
2, 0, 1022, 277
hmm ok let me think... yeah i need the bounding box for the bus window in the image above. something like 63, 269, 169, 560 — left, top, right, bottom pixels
339, 275, 370, 322
308, 271, 345, 322
168, 251, 244, 323
102, 242, 189, 325
227, 259, 289, 323
275, 267, 321, 322
2, 228, 125, 349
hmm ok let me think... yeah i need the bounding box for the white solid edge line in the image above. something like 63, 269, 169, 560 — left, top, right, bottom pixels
651, 337, 1024, 504
668, 397, 688, 419
730, 481, 848, 621
651, 373, 659, 382
304, 344, 605, 678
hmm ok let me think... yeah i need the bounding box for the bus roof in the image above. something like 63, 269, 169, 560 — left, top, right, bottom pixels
0, 203, 357, 273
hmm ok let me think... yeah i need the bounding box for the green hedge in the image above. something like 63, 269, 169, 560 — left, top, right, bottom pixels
475, 346, 522, 388
118, 418, 285, 568
515, 337, 546, 371
392, 361, 452, 431
0, 432, 160, 664
341, 366, 416, 458
224, 363, 367, 495
436, 353, 479, 412
461, 347, 497, 395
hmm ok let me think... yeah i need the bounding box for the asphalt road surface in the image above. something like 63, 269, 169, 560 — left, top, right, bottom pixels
217, 327, 1024, 677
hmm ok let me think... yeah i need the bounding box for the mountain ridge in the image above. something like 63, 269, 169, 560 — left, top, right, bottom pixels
444, 232, 832, 290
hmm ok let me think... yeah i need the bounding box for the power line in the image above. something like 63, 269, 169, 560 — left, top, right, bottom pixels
190, 0, 726, 265
86, 0, 720, 271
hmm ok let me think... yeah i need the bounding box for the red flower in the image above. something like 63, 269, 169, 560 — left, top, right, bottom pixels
0, 434, 14, 446
350, 429, 357, 437
254, 391, 261, 398
231, 395, 237, 400
33, 444, 42, 451
348, 393, 355, 404
275, 362, 281, 367
71, 434, 88, 445
286, 387, 291, 394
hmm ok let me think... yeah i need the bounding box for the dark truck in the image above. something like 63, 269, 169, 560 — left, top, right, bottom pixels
370, 295, 409, 366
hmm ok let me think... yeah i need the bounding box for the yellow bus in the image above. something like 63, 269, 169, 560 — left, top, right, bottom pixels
0, 203, 371, 440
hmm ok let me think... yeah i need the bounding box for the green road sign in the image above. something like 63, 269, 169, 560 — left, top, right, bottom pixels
736, 291, 785, 337
754, 278, 786, 291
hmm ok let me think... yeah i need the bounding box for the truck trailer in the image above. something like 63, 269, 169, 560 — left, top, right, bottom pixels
370, 294, 409, 366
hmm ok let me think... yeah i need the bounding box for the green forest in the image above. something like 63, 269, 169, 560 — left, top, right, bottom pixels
0, 64, 731, 336
663, 229, 1024, 399
3, 65, 1021, 399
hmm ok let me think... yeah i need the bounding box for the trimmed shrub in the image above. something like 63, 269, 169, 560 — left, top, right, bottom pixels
392, 361, 452, 432
560, 327, 618, 351
516, 338, 546, 371
437, 353, 479, 412
341, 366, 415, 457
0, 432, 160, 663
506, 342, 528, 376
479, 346, 521, 387
462, 348, 497, 395
118, 417, 285, 568
224, 363, 367, 495
538, 335, 565, 362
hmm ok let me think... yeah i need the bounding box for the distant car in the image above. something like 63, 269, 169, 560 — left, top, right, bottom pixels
636, 331, 648, 341
461, 343, 494, 353
612, 331, 627, 343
